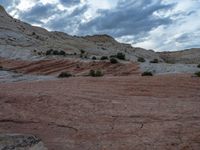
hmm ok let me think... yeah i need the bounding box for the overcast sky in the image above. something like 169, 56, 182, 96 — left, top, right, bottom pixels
0, 0, 200, 51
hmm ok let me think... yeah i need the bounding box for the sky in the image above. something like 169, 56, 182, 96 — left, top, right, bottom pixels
0, 0, 200, 51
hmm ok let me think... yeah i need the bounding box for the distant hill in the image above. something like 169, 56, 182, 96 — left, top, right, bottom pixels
0, 5, 161, 62
158, 48, 200, 64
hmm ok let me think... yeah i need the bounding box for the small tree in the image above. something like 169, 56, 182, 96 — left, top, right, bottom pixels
46, 49, 53, 55
58, 72, 72, 78
141, 71, 153, 76
197, 64, 200, 68
89, 70, 103, 77
116, 52, 125, 60
150, 59, 159, 63
137, 57, 145, 62
95, 70, 104, 77
195, 71, 200, 77
92, 56, 97, 60
110, 58, 118, 64
80, 49, 85, 54
53, 50, 59, 55
59, 50, 66, 56
89, 70, 96, 77
101, 56, 108, 60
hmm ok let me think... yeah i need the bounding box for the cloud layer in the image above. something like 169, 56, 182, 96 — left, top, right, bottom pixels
0, 0, 200, 51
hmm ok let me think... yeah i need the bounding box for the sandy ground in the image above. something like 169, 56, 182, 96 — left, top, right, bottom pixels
0, 74, 200, 150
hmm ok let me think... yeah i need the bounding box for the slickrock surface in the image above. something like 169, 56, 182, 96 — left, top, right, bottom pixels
0, 57, 140, 76
0, 74, 200, 150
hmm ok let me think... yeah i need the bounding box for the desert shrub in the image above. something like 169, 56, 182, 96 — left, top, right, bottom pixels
141, 71, 153, 76
150, 59, 159, 63
52, 50, 59, 55
116, 52, 125, 60
92, 56, 97, 60
58, 72, 72, 78
95, 70, 104, 77
46, 49, 53, 55
101, 56, 108, 60
195, 71, 200, 77
32, 32, 36, 35
59, 50, 66, 56
89, 69, 96, 77
110, 58, 118, 64
197, 64, 200, 68
137, 57, 145, 62
80, 49, 85, 54
89, 69, 104, 77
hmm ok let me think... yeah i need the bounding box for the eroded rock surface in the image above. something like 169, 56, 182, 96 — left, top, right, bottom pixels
0, 134, 47, 150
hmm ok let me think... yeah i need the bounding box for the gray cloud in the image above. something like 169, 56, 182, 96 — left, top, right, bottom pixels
59, 0, 80, 6
19, 3, 59, 24
0, 0, 200, 51
79, 0, 174, 37
46, 4, 88, 34
0, 0, 20, 11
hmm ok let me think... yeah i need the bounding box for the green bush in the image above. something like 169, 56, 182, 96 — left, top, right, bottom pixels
58, 72, 72, 78
101, 56, 108, 60
150, 59, 159, 63
59, 50, 66, 56
46, 49, 53, 55
53, 50, 59, 55
95, 70, 103, 77
110, 58, 118, 64
89, 70, 96, 77
92, 56, 97, 60
116, 52, 125, 60
197, 64, 200, 68
46, 50, 66, 56
195, 71, 200, 77
137, 57, 145, 62
80, 49, 85, 54
141, 71, 153, 76
89, 69, 103, 77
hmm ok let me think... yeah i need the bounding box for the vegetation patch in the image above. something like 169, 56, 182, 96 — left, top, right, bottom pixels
89, 69, 104, 77
0, 66, 3, 70
92, 56, 97, 60
46, 49, 66, 56
101, 56, 108, 60
110, 58, 118, 64
116, 52, 126, 60
195, 71, 200, 77
150, 59, 159, 63
109, 53, 126, 60
137, 57, 145, 62
58, 72, 72, 78
141, 71, 153, 76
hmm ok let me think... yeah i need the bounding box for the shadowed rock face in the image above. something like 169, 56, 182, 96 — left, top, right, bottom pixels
0, 134, 47, 150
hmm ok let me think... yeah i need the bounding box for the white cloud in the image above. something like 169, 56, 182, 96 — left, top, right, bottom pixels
1, 0, 200, 51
